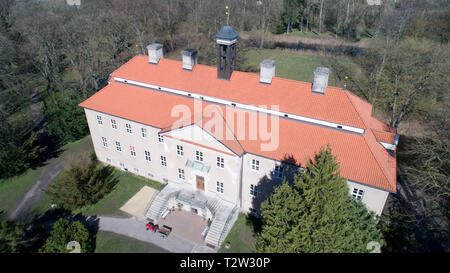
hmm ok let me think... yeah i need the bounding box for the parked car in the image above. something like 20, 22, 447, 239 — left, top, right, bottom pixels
157, 225, 172, 238
146, 222, 158, 232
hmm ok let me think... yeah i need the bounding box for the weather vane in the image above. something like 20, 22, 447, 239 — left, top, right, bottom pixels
226, 5, 230, 25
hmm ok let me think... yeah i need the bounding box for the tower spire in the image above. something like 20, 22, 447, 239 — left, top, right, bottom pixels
226, 5, 230, 25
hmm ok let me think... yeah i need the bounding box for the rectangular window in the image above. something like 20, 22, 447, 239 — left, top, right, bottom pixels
141, 128, 147, 138
177, 145, 184, 157
273, 166, 284, 179
115, 141, 121, 152
101, 137, 108, 147
126, 123, 132, 134
130, 146, 136, 157
144, 150, 151, 162
195, 151, 203, 162
158, 135, 164, 143
106, 158, 111, 163
119, 162, 125, 167
216, 181, 224, 193
160, 156, 167, 167
178, 168, 185, 180
133, 168, 139, 173
96, 115, 103, 125
216, 157, 224, 168
352, 188, 365, 201
250, 184, 258, 197
110, 119, 117, 129
251, 159, 260, 171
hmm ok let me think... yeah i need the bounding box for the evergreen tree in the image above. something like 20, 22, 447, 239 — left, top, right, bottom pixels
0, 221, 25, 253
39, 218, 92, 253
47, 160, 118, 211
256, 146, 384, 253
43, 92, 89, 145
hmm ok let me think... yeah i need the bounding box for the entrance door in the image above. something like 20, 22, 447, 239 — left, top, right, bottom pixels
196, 175, 205, 191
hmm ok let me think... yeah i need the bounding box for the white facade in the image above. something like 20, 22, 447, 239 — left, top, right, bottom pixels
85, 107, 390, 216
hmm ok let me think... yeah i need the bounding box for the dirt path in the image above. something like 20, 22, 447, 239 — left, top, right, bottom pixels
6, 161, 64, 221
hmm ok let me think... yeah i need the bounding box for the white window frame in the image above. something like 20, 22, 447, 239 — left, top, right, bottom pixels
144, 150, 151, 162
176, 145, 184, 157
178, 168, 185, 180
250, 184, 258, 197
110, 119, 117, 130
352, 188, 365, 201
216, 157, 224, 169
160, 156, 167, 167
130, 146, 136, 157
115, 141, 121, 152
216, 181, 224, 194
251, 159, 260, 171
158, 135, 164, 143
273, 165, 284, 179
195, 150, 203, 162
126, 123, 132, 134
101, 137, 108, 148
96, 115, 103, 125
141, 128, 147, 138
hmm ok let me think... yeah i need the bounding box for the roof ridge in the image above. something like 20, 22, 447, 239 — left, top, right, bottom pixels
362, 128, 396, 192
344, 90, 396, 191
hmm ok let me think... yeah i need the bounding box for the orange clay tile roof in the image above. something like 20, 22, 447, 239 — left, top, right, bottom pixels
79, 57, 397, 192
110, 56, 367, 129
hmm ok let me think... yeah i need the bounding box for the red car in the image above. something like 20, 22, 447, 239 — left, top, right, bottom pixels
146, 222, 158, 232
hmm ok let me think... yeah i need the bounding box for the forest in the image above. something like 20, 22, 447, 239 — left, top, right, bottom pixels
0, 0, 448, 252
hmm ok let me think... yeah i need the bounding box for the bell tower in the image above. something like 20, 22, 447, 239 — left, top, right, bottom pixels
216, 25, 238, 80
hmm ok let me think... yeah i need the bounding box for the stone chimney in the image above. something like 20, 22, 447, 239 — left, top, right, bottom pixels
312, 67, 330, 94
259, 60, 276, 84
147, 43, 164, 64
181, 49, 198, 71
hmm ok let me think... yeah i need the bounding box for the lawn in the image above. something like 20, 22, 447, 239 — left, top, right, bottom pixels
0, 168, 43, 218
243, 48, 358, 86
95, 231, 169, 253
219, 213, 257, 253
77, 171, 164, 217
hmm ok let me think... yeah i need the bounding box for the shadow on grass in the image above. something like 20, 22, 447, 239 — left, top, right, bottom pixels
23, 208, 100, 253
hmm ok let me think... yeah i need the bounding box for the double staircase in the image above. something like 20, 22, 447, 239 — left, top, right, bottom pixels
145, 184, 238, 248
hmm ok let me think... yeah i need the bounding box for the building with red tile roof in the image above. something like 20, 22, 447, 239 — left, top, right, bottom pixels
79, 26, 397, 248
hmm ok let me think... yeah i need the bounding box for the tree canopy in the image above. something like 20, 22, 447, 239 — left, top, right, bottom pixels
47, 158, 118, 211
39, 218, 92, 253
256, 146, 384, 253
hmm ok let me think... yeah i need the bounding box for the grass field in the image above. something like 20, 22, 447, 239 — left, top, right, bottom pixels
243, 48, 358, 86
0, 168, 43, 218
95, 231, 169, 253
219, 213, 257, 253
